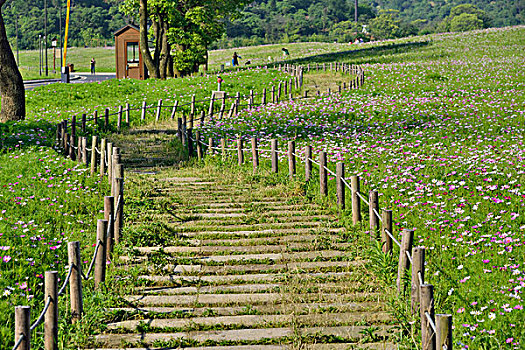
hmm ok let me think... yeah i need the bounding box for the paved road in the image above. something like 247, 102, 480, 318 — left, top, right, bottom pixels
24, 72, 116, 90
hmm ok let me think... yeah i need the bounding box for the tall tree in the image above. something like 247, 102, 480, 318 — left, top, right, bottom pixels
122, 0, 246, 78
0, 0, 25, 122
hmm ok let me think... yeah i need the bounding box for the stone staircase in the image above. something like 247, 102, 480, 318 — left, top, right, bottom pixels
88, 163, 397, 349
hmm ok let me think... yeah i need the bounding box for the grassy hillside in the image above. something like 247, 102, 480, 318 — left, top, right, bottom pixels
200, 26, 525, 348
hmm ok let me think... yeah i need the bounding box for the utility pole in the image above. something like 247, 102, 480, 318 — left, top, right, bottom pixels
45, 0, 48, 76
355, 0, 358, 22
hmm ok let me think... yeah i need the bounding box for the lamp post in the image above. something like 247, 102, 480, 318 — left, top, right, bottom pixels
52, 38, 57, 74
39, 34, 42, 76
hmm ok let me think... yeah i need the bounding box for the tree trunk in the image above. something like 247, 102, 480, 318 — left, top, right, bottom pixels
167, 44, 174, 78
139, 0, 158, 79
158, 19, 169, 80
0, 2, 25, 122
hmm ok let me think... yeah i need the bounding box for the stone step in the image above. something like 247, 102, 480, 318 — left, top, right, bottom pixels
86, 346, 285, 350
108, 301, 386, 317
134, 243, 350, 256
140, 260, 365, 275
154, 214, 332, 223
195, 205, 320, 213
107, 311, 391, 331
123, 292, 381, 307
85, 344, 396, 350
138, 271, 355, 285
138, 283, 280, 295
94, 325, 394, 347
177, 227, 345, 238
124, 292, 281, 306
176, 221, 326, 231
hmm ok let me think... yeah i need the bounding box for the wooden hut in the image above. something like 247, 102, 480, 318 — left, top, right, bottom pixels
114, 25, 146, 80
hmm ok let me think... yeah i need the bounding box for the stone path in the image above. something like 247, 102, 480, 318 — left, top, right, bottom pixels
88, 163, 396, 349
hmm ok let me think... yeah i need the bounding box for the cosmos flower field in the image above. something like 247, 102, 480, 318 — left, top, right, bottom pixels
201, 26, 525, 348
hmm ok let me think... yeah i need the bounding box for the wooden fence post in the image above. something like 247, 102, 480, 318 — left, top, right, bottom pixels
82, 137, 88, 166
93, 110, 98, 128
104, 196, 115, 260
319, 151, 327, 196
99, 139, 106, 177
436, 314, 453, 350
288, 141, 296, 177
107, 143, 114, 185
90, 136, 97, 176
94, 219, 108, 288
71, 115, 76, 139
76, 136, 82, 163
156, 99, 163, 122
68, 241, 83, 322
141, 101, 147, 121
397, 228, 414, 294
221, 138, 226, 161
104, 108, 109, 131
208, 137, 213, 155
411, 247, 425, 315
369, 190, 379, 237
420, 284, 436, 350
15, 306, 30, 350
381, 209, 393, 254
305, 145, 312, 182
277, 82, 282, 102
262, 88, 267, 105
200, 110, 205, 127
125, 103, 130, 126
351, 176, 361, 223
336, 162, 345, 209
112, 150, 122, 197
81, 113, 86, 133
117, 105, 122, 132
271, 86, 275, 103
44, 270, 58, 350
171, 100, 179, 120
191, 95, 196, 117
251, 137, 259, 173
196, 131, 203, 161
114, 177, 124, 245
271, 139, 278, 173
237, 136, 244, 165
182, 115, 187, 145
249, 90, 254, 109
235, 92, 240, 115
187, 129, 194, 156
177, 118, 183, 143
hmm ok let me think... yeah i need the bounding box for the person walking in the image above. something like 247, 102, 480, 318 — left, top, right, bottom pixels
90, 58, 96, 75
232, 52, 240, 67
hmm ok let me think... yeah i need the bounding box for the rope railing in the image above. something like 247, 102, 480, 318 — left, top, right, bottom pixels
384, 228, 402, 248
29, 296, 52, 331
426, 311, 437, 333
12, 334, 25, 350
82, 239, 102, 281
58, 264, 74, 297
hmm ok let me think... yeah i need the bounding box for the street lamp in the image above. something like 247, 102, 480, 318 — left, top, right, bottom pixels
52, 38, 57, 74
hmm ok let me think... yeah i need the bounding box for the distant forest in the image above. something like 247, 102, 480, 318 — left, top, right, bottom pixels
2, 0, 524, 50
